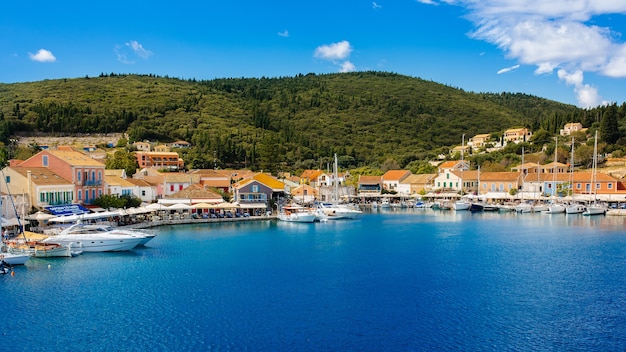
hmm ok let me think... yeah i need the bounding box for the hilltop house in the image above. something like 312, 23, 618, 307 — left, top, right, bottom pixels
560, 122, 585, 136
504, 128, 532, 144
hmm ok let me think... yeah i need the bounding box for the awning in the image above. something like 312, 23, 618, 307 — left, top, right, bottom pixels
46, 204, 90, 216
49, 210, 121, 223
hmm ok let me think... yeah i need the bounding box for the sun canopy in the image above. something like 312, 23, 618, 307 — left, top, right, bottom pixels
49, 210, 121, 223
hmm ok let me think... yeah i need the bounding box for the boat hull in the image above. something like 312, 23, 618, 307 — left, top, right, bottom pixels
42, 237, 144, 252
1, 253, 30, 265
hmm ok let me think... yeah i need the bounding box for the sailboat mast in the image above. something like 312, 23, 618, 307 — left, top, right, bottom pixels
553, 137, 558, 197
460, 134, 464, 196
334, 153, 339, 205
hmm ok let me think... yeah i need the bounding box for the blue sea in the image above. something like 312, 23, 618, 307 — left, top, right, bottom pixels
3, 210, 626, 351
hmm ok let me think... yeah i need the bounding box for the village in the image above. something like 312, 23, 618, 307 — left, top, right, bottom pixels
1, 122, 626, 232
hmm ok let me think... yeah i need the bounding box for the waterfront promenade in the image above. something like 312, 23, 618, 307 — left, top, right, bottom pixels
119, 213, 277, 230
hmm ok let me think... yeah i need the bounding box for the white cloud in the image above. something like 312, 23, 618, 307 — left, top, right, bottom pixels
340, 61, 356, 73
497, 64, 520, 74
314, 41, 356, 73
557, 69, 608, 107
29, 49, 56, 62
314, 40, 352, 61
372, 2, 382, 9
126, 40, 152, 59
420, 0, 626, 107
278, 30, 289, 37
115, 40, 152, 64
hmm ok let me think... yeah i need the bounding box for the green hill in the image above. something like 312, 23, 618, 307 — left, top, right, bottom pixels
0, 71, 618, 173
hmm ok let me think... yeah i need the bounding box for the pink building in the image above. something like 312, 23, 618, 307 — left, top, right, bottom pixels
17, 146, 105, 205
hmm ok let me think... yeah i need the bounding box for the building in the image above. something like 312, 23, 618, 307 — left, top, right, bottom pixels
469, 134, 492, 149
16, 146, 105, 205
133, 141, 151, 152
400, 174, 436, 195
0, 166, 74, 211
477, 171, 523, 196
504, 128, 532, 144
357, 175, 382, 196
382, 170, 412, 194
234, 173, 286, 211
560, 122, 584, 136
135, 151, 184, 171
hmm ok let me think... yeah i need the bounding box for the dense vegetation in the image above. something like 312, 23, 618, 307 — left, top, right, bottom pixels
0, 72, 624, 174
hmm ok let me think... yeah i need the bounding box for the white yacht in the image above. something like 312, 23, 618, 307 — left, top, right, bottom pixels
42, 224, 151, 252
277, 205, 317, 223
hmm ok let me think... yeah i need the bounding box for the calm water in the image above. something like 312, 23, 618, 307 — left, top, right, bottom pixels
3, 211, 626, 351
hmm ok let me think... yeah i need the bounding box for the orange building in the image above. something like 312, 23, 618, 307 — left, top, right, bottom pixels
135, 151, 184, 171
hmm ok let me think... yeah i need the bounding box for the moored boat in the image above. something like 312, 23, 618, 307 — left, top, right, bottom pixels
277, 205, 317, 223
41, 224, 148, 252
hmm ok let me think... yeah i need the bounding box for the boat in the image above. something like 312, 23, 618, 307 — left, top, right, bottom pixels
583, 131, 606, 216
41, 223, 149, 252
454, 134, 470, 211
566, 203, 586, 214
515, 202, 533, 213
6, 231, 81, 257
277, 205, 317, 223
565, 139, 585, 215
546, 137, 566, 214
497, 203, 516, 212
454, 200, 471, 211
0, 250, 31, 265
546, 203, 566, 214
318, 154, 363, 220
0, 259, 12, 274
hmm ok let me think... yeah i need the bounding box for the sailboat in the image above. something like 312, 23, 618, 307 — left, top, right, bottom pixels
454, 134, 471, 211
318, 154, 362, 220
515, 147, 534, 213
565, 136, 585, 214
583, 131, 606, 216
546, 137, 565, 214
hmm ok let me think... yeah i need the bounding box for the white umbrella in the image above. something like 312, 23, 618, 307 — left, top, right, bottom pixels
168, 203, 192, 210
146, 203, 169, 211
25, 211, 55, 221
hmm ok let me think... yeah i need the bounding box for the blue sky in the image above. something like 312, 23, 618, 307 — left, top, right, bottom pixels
1, 1, 625, 108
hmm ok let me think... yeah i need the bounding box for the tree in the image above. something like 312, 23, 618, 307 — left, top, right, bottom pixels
600, 104, 620, 144
106, 150, 139, 177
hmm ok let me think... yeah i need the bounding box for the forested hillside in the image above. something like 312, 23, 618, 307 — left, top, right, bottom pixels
0, 71, 623, 173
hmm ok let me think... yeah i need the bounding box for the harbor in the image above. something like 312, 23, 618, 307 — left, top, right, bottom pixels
3, 211, 626, 351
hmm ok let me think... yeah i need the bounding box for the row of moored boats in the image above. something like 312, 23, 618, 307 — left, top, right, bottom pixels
1, 223, 155, 272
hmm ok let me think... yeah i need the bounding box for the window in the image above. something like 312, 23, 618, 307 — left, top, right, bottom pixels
252, 185, 259, 193
78, 190, 82, 201
42, 155, 48, 166
608, 184, 613, 189
4, 176, 9, 184
179, 185, 183, 191
170, 185, 174, 192
77, 171, 81, 181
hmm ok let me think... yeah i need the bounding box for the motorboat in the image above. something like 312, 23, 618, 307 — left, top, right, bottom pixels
41, 224, 150, 252
566, 203, 586, 214
545, 203, 566, 214
0, 251, 31, 265
453, 200, 471, 211
6, 231, 81, 257
318, 202, 362, 220
583, 204, 606, 216
277, 205, 317, 223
